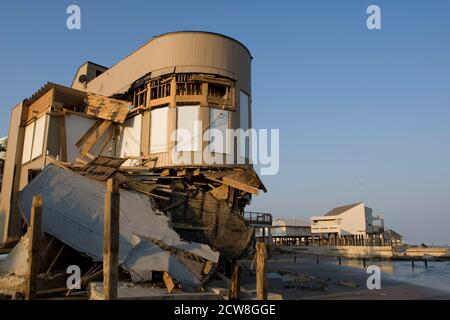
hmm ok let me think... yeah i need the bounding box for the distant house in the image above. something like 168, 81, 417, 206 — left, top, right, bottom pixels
256, 218, 312, 246
384, 229, 404, 246
310, 202, 384, 237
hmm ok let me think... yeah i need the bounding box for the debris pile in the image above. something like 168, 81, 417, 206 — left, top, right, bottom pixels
278, 271, 328, 292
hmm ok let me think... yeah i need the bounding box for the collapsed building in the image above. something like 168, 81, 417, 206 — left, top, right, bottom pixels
0, 31, 266, 297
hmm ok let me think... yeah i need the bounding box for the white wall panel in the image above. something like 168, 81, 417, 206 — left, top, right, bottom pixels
176, 105, 199, 152
31, 115, 46, 160
120, 114, 142, 158
150, 107, 168, 153
22, 122, 34, 164
65, 114, 97, 163
208, 108, 229, 153
239, 91, 250, 159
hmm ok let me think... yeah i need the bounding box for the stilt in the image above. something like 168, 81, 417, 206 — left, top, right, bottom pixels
229, 264, 241, 300
25, 195, 43, 300
256, 241, 267, 300
103, 178, 120, 300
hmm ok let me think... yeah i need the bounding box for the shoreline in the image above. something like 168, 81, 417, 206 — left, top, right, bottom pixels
239, 253, 450, 300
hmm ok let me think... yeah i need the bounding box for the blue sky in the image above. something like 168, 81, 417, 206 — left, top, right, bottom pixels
1, 1, 449, 244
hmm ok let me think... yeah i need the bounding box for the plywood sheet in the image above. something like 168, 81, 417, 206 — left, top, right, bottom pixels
86, 93, 130, 123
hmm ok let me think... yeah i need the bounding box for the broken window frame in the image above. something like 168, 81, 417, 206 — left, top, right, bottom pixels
127, 73, 236, 111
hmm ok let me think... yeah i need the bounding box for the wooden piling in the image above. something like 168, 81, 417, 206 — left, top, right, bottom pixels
338, 256, 341, 266
424, 259, 428, 268
229, 264, 241, 300
25, 195, 43, 300
103, 178, 120, 300
256, 241, 267, 300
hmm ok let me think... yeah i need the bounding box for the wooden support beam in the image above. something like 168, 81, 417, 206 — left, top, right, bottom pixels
76, 120, 112, 157
25, 195, 43, 300
222, 176, 259, 195
229, 264, 241, 300
163, 272, 176, 293
103, 178, 120, 300
256, 241, 267, 300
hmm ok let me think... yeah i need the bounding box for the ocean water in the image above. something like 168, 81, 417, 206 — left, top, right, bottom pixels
340, 258, 450, 293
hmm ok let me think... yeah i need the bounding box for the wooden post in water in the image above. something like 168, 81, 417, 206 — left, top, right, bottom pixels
338, 256, 341, 266
25, 195, 43, 300
256, 241, 267, 300
103, 178, 120, 300
229, 264, 241, 300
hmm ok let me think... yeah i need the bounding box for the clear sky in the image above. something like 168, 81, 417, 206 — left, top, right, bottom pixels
1, 1, 449, 244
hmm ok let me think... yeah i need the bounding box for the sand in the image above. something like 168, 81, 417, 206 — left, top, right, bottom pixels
238, 253, 450, 300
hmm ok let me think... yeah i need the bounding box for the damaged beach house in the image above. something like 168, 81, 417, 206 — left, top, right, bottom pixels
0, 31, 267, 299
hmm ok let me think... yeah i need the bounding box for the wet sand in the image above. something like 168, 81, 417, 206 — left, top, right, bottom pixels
238, 253, 450, 300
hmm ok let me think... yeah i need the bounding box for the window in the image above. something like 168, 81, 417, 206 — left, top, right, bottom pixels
176, 105, 199, 152
208, 83, 233, 107
135, 85, 147, 107
150, 77, 171, 100
150, 107, 168, 153
176, 74, 201, 96
22, 116, 47, 164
